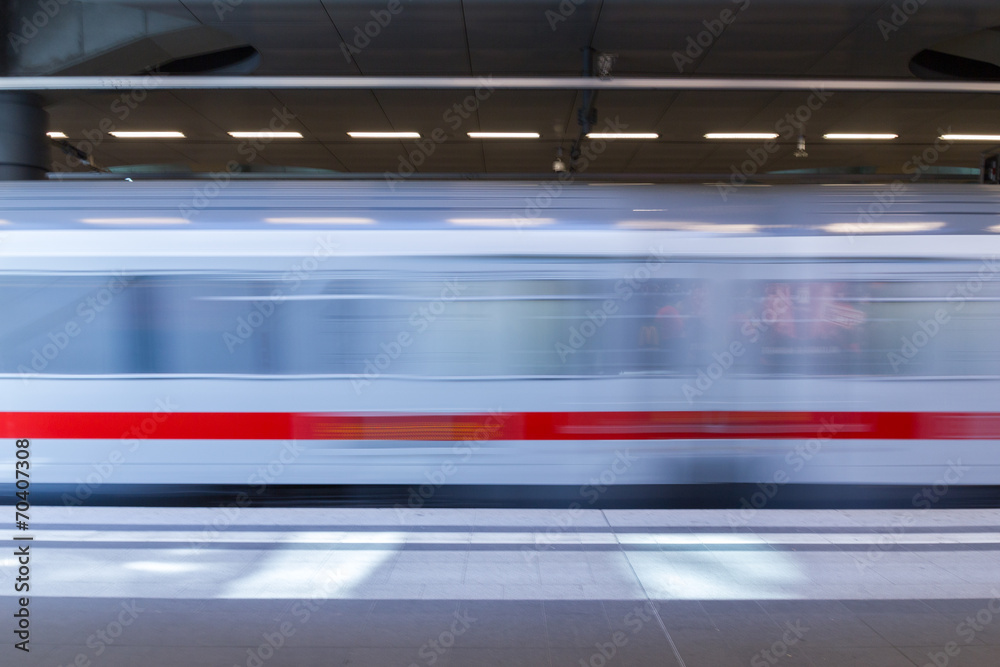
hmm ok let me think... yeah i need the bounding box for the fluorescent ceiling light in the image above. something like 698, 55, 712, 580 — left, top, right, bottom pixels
823, 133, 898, 140
467, 132, 540, 139
125, 561, 197, 574
617, 221, 759, 233
586, 133, 658, 139
265, 217, 374, 225
940, 134, 1000, 141
46, 131, 68, 139
448, 217, 554, 227
80, 218, 190, 226
228, 131, 303, 139
347, 131, 420, 139
108, 131, 185, 139
704, 133, 778, 140
986, 225, 1000, 233
821, 222, 946, 234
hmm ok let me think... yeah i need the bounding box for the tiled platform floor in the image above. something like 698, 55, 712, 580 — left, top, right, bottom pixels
4, 507, 999, 666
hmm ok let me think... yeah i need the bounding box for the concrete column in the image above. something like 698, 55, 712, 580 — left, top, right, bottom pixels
1, 0, 11, 76
0, 92, 49, 180
2, 2, 49, 179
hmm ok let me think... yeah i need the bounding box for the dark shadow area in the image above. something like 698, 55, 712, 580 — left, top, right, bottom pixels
8, 483, 1000, 509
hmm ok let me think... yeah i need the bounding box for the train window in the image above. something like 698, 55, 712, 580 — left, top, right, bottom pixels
150, 276, 284, 375
3, 263, 999, 379
857, 277, 1000, 377
714, 273, 1000, 377
0, 274, 139, 375
291, 276, 708, 377
723, 280, 870, 376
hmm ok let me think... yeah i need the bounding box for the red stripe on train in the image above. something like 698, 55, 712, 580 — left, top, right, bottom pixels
2, 411, 1000, 440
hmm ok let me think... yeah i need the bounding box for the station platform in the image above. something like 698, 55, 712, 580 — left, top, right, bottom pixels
4, 507, 999, 666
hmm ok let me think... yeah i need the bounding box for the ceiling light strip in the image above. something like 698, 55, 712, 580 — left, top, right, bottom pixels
228, 132, 303, 138
586, 133, 658, 139
468, 132, 540, 139
348, 131, 420, 139
705, 133, 778, 140
823, 133, 898, 140
940, 134, 1000, 141
108, 131, 185, 138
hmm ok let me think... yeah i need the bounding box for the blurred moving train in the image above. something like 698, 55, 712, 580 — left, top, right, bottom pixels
2, 181, 1000, 507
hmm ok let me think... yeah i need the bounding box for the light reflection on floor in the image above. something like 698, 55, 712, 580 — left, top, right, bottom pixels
2, 507, 998, 602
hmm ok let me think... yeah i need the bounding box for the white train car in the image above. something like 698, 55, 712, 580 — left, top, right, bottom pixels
2, 181, 999, 506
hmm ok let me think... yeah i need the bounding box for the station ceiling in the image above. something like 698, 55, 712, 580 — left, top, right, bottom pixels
36, 0, 1000, 179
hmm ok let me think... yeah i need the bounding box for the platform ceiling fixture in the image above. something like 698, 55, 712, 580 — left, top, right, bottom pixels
9, 76, 1000, 93
17, 0, 1000, 180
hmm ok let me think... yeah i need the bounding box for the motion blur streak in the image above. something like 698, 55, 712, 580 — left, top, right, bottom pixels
2, 181, 1000, 504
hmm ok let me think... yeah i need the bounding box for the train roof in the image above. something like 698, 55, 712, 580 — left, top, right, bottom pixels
2, 182, 1000, 270
0, 181, 999, 235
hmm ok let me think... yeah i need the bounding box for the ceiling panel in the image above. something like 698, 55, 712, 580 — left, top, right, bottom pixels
269, 90, 390, 138
181, 0, 331, 24
253, 49, 360, 75
28, 0, 1000, 179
